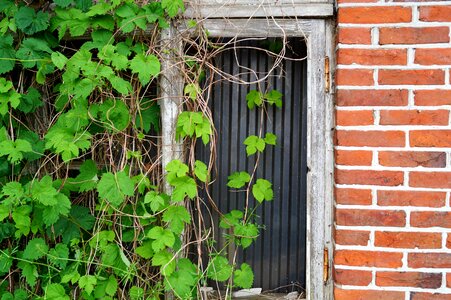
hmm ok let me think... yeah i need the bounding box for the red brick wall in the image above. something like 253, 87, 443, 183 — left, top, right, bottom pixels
335, 1, 451, 299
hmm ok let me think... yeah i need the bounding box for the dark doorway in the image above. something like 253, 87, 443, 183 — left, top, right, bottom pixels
197, 38, 308, 292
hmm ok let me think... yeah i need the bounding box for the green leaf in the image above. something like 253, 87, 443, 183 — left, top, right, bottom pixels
42, 193, 71, 226
137, 101, 160, 133
0, 35, 15, 74
194, 160, 208, 182
243, 135, 265, 156
1, 181, 24, 206
12, 205, 31, 237
108, 74, 132, 95
0, 250, 13, 276
227, 171, 251, 189
148, 226, 175, 252
90, 99, 131, 132
162, 206, 191, 235
165, 258, 198, 299
171, 176, 197, 202
219, 210, 243, 229
264, 132, 277, 145
45, 283, 69, 300
235, 222, 258, 248
54, 0, 73, 8
105, 275, 118, 296
51, 51, 68, 70
130, 53, 160, 85
165, 159, 189, 182
152, 250, 176, 276
51, 8, 90, 39
17, 87, 42, 113
97, 171, 135, 207
265, 89, 283, 107
45, 126, 91, 162
73, 160, 98, 192
17, 261, 38, 287
135, 240, 154, 259
246, 90, 263, 109
23, 238, 48, 261
0, 139, 32, 164
184, 83, 199, 101
207, 255, 232, 282
15, 7, 49, 35
16, 37, 52, 69
0, 78, 20, 116
30, 176, 58, 206
252, 179, 273, 202
48, 243, 69, 269
52, 205, 95, 244
79, 275, 97, 295
0, 205, 8, 221
161, 0, 185, 17
234, 263, 254, 289
144, 191, 168, 213
176, 111, 202, 137
129, 286, 144, 300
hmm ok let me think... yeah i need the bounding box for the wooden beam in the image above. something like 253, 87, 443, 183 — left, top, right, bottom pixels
159, 25, 184, 193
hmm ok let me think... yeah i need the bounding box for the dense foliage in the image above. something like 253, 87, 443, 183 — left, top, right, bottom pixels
0, 0, 281, 299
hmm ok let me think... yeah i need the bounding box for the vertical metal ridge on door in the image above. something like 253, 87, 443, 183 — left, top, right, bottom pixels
198, 39, 308, 292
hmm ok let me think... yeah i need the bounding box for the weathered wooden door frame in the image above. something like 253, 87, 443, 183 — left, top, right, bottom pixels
159, 18, 335, 300
194, 19, 334, 300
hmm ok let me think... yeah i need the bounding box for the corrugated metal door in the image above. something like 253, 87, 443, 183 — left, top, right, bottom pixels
197, 38, 308, 292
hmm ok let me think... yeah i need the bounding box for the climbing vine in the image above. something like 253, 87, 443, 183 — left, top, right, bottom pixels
0, 0, 287, 299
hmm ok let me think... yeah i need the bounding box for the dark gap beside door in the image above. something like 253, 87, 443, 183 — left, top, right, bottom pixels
196, 38, 308, 293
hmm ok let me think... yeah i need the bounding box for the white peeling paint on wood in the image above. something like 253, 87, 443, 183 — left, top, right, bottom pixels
159, 25, 184, 193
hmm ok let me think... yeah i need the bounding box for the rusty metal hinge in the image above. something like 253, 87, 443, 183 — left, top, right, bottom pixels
325, 56, 330, 93
323, 247, 329, 283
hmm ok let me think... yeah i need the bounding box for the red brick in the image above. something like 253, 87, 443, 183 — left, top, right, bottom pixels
336, 69, 374, 86
447, 273, 451, 287
334, 288, 405, 300
411, 211, 451, 228
336, 130, 405, 147
336, 170, 404, 186
409, 253, 451, 268
335, 229, 370, 246
411, 293, 451, 300
410, 130, 451, 147
415, 48, 451, 65
447, 234, 451, 248
335, 250, 403, 267
377, 272, 441, 288
334, 269, 372, 286
336, 188, 372, 205
337, 28, 372, 44
420, 6, 451, 22
410, 172, 451, 188
377, 190, 446, 207
337, 89, 408, 106
338, 7, 412, 24
337, 209, 405, 226
338, 49, 407, 65
336, 150, 372, 166
380, 110, 449, 125
379, 27, 450, 44
378, 151, 446, 167
336, 110, 374, 126
375, 231, 442, 249
379, 69, 445, 85
415, 90, 451, 106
